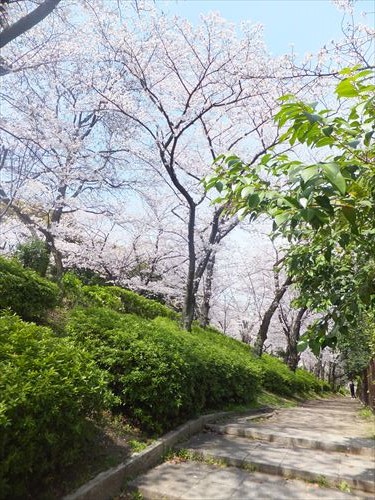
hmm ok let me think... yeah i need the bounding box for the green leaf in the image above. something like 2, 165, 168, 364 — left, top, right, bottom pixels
322, 125, 334, 136
364, 131, 373, 146
247, 193, 260, 209
304, 112, 323, 124
213, 154, 225, 164
336, 79, 358, 98
315, 195, 334, 215
215, 181, 224, 193
297, 339, 309, 352
341, 205, 356, 227
347, 139, 360, 149
277, 94, 296, 102
321, 336, 337, 349
260, 153, 272, 165
322, 163, 346, 195
241, 186, 253, 198
300, 208, 318, 222
339, 67, 356, 75
282, 196, 301, 209
339, 233, 350, 248
274, 212, 290, 227
315, 137, 334, 147
309, 338, 322, 356
300, 165, 319, 183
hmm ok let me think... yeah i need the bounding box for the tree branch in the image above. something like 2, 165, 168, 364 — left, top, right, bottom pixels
0, 0, 62, 49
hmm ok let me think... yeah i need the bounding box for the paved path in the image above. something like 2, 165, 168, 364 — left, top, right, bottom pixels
128, 398, 374, 499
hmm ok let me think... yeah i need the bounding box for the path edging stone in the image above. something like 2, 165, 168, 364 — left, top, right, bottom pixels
63, 407, 272, 500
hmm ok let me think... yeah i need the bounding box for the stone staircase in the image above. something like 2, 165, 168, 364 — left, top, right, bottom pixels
127, 398, 375, 499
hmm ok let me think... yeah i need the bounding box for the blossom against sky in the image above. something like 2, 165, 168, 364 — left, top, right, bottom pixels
162, 0, 374, 57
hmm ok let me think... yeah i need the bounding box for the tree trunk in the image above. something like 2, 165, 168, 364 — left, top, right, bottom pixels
314, 354, 323, 379
181, 204, 196, 331
285, 306, 307, 371
45, 234, 64, 278
254, 276, 292, 356
199, 252, 216, 328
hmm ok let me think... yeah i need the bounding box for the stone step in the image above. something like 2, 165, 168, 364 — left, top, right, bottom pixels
206, 423, 375, 457
181, 432, 375, 493
129, 461, 364, 499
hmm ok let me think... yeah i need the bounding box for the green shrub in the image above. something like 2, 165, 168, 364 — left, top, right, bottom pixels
60, 273, 179, 321
256, 354, 296, 396
0, 313, 113, 498
15, 238, 50, 276
0, 257, 59, 321
256, 354, 328, 396
81, 285, 179, 320
66, 267, 107, 285
66, 308, 261, 433
294, 368, 327, 393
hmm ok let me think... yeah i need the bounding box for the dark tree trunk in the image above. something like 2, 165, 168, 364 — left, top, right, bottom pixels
254, 276, 292, 356
285, 306, 307, 371
181, 204, 196, 331
314, 354, 323, 379
2, 198, 64, 275
199, 252, 216, 328
181, 206, 233, 331
45, 233, 64, 278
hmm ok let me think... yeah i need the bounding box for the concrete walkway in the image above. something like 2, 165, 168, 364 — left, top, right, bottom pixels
128, 398, 375, 499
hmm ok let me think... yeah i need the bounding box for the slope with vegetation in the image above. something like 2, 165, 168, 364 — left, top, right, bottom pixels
0, 255, 329, 498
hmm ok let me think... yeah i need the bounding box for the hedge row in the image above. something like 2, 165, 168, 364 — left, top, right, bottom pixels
65, 307, 328, 433
66, 308, 261, 432
257, 354, 329, 395
0, 258, 329, 497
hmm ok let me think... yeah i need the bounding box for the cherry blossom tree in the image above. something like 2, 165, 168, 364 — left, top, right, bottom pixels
60, 199, 187, 304
0, 31, 139, 274
88, 4, 316, 330
92, 0, 374, 330
1, 0, 373, 335
0, 0, 68, 76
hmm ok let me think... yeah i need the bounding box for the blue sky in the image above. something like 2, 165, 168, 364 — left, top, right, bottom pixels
162, 0, 374, 57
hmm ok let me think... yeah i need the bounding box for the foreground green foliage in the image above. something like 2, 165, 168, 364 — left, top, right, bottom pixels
0, 256, 59, 321
0, 313, 112, 498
